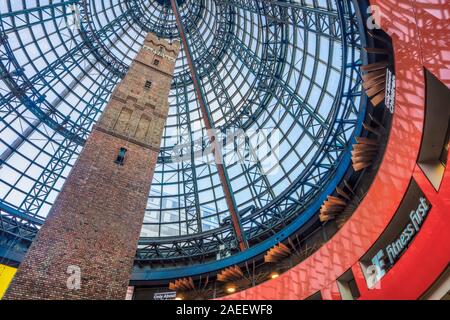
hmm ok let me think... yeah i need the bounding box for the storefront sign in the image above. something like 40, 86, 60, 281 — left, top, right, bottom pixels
371, 197, 430, 281
153, 291, 177, 300
385, 68, 396, 114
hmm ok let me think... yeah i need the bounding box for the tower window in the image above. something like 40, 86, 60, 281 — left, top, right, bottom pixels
144, 80, 152, 90
153, 59, 160, 66
115, 147, 127, 166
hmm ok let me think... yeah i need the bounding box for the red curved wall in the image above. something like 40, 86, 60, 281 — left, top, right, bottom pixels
219, 0, 450, 300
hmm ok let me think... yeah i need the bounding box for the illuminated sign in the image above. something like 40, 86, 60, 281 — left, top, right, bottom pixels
153, 291, 177, 300
385, 69, 396, 114
0, 264, 17, 299
371, 197, 430, 282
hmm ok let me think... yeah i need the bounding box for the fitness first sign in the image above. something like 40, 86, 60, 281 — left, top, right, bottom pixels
370, 197, 430, 283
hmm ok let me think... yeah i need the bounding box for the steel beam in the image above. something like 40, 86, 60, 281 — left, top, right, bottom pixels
170, 0, 247, 251
217, 0, 342, 41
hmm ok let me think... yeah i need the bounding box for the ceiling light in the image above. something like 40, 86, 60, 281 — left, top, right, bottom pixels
270, 272, 280, 279
226, 286, 236, 293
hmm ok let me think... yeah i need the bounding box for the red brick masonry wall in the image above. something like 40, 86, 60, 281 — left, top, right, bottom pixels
4, 34, 180, 300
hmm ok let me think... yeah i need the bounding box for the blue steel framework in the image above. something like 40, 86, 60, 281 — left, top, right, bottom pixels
0, 0, 366, 275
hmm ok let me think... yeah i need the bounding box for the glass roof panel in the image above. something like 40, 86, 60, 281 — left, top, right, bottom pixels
0, 0, 364, 262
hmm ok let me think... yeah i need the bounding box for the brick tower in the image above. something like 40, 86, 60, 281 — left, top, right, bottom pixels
4, 34, 180, 300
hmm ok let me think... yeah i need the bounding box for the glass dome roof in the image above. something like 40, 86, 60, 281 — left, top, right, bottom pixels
0, 0, 364, 264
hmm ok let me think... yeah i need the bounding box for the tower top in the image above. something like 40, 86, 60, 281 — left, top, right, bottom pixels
133, 33, 181, 75
144, 33, 181, 60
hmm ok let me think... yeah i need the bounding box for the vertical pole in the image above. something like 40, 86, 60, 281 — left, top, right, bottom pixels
170, 0, 248, 250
